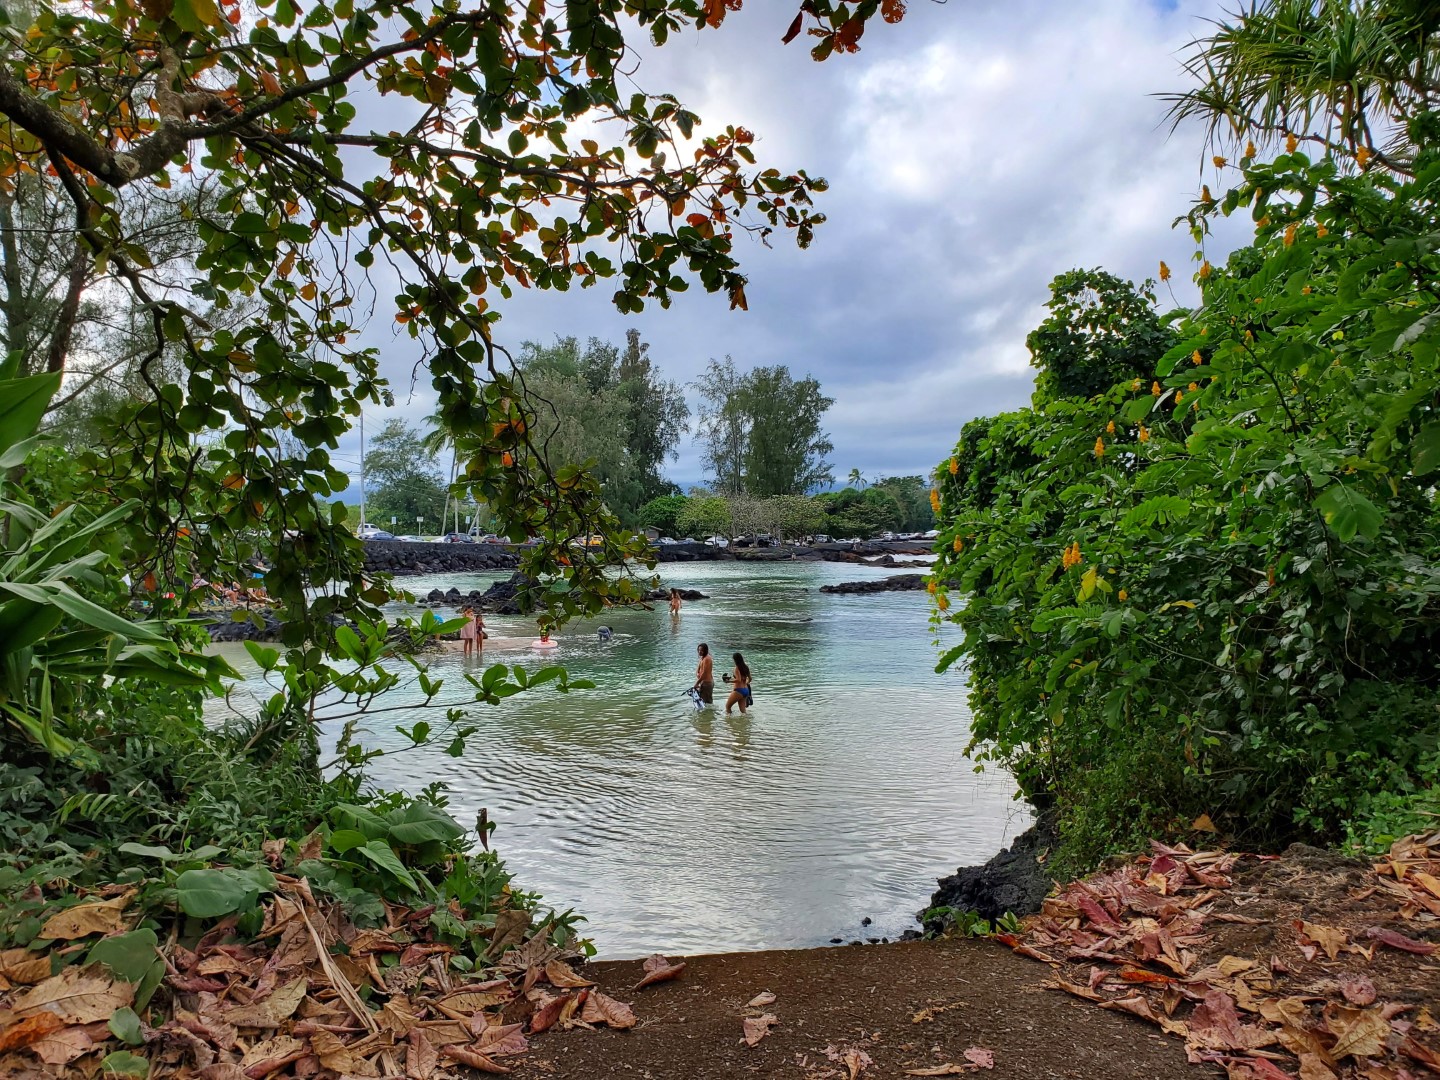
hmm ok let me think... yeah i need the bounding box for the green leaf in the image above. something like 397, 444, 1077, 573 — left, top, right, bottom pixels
0, 372, 61, 455
175, 868, 253, 918
89, 930, 163, 1009
385, 802, 464, 846
100, 1050, 150, 1079
354, 839, 419, 892
1412, 421, 1440, 475
328, 829, 368, 854
1315, 484, 1384, 542
109, 1007, 144, 1047
170, 0, 222, 31
1078, 566, 1099, 601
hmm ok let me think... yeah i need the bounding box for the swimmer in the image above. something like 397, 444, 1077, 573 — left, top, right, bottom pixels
598, 626, 613, 641
692, 642, 713, 706
723, 651, 752, 715
669, 589, 682, 616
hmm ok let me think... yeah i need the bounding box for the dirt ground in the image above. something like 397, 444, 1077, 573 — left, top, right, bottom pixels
531, 939, 1209, 1080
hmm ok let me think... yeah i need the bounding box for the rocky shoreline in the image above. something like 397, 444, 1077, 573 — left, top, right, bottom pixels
920, 813, 1057, 933
819, 573, 927, 594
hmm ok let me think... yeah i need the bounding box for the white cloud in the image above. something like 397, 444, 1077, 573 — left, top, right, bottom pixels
336, 0, 1257, 493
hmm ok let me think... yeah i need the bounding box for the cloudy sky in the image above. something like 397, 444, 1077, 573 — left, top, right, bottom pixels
346, 0, 1256, 494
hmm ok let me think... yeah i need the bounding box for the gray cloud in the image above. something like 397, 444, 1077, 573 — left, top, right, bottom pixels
337, 0, 1256, 496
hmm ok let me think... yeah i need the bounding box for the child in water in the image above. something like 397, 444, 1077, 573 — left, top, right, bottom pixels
459, 606, 480, 656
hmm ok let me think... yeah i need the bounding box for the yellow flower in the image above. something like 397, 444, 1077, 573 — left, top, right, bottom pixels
1257, 215, 1270, 228
1094, 436, 1106, 458
936, 593, 950, 611
1152, 381, 1162, 396
1201, 185, 1213, 203
1175, 390, 1183, 404
1192, 349, 1203, 366
929, 488, 941, 514
1302, 285, 1312, 295
1244, 329, 1254, 343
1357, 146, 1372, 168
927, 579, 937, 595
1199, 260, 1213, 280
1132, 378, 1142, 391
1316, 224, 1328, 239
948, 457, 959, 475
1106, 420, 1115, 435
1284, 223, 1297, 247
1245, 139, 1257, 159
1286, 132, 1298, 153
1212, 155, 1227, 168
1159, 260, 1171, 282
953, 536, 964, 553
1137, 424, 1150, 443
1118, 588, 1128, 602
1188, 382, 1199, 392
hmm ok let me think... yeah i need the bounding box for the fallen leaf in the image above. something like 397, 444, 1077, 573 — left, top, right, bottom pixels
223, 977, 307, 1028
38, 895, 131, 941
1193, 814, 1218, 833
1298, 1053, 1339, 1080
13, 966, 134, 1024
0, 1011, 63, 1052
239, 1034, 306, 1078
747, 991, 777, 1008
527, 992, 573, 1034
580, 991, 637, 1031
1188, 989, 1277, 1052
29, 1025, 98, 1066
475, 1021, 530, 1056
310, 1029, 377, 1076
1338, 974, 1376, 1006
443, 1043, 511, 1074
486, 909, 531, 958
742, 1013, 778, 1047
1324, 1004, 1389, 1060
964, 1046, 995, 1069
407, 1030, 438, 1080
904, 1067, 968, 1077
844, 1046, 873, 1079
1399, 1035, 1440, 1069
1297, 922, 1349, 961
544, 960, 594, 989
0, 950, 52, 987
634, 954, 686, 989
1364, 926, 1437, 955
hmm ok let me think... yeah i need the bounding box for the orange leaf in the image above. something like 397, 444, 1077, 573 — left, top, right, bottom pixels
260, 70, 282, 96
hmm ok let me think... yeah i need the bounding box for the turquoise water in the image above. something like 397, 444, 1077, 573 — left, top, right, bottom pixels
210, 560, 1028, 958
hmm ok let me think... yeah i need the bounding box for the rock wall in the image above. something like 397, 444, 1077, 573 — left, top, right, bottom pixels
362, 540, 520, 576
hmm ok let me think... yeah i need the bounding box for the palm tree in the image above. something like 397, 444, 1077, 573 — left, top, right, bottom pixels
847, 467, 866, 490
1164, 0, 1438, 173
421, 412, 462, 535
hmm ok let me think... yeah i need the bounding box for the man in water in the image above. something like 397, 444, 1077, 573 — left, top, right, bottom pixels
692, 642, 714, 705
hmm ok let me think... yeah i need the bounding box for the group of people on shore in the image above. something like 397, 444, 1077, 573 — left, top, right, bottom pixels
691, 642, 752, 715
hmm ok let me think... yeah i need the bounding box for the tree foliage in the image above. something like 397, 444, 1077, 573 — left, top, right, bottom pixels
363, 418, 448, 529
933, 141, 1440, 870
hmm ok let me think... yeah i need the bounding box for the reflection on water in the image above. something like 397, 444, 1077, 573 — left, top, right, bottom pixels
210, 561, 1029, 958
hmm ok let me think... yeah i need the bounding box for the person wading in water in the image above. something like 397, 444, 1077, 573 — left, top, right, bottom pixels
692, 642, 714, 705
723, 652, 752, 715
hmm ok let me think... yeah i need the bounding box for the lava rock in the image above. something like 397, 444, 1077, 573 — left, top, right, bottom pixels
921, 815, 1058, 931
819, 574, 927, 595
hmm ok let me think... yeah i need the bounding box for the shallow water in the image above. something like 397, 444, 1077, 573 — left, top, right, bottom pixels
210, 561, 1028, 958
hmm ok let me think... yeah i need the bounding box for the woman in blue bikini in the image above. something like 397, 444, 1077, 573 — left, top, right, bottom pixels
723, 652, 752, 715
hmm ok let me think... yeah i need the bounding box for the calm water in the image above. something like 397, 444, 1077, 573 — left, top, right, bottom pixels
210, 561, 1028, 958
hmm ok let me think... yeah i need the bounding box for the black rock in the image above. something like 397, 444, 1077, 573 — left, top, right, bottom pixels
860, 916, 872, 926
819, 574, 927, 595
921, 814, 1058, 932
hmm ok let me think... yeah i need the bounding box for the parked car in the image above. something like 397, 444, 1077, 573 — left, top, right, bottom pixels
923, 529, 940, 539
441, 532, 474, 543
814, 534, 831, 544
704, 535, 728, 547
657, 536, 678, 545
357, 526, 396, 541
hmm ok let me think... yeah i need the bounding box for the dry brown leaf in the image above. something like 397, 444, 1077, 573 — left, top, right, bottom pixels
1297, 922, 1349, 961
38, 895, 131, 941
487, 909, 531, 958
634, 953, 687, 989
1192, 814, 1218, 833
844, 1046, 873, 1080
1338, 974, 1376, 1007
28, 1025, 97, 1066
1188, 989, 1277, 1052
1364, 926, 1437, 955
407, 1029, 439, 1080
544, 960, 594, 989
223, 977, 307, 1028
310, 1029, 378, 1076
1324, 1005, 1389, 1060
475, 1021, 530, 1057
1216, 956, 1256, 977
443, 1043, 511, 1074
1298, 1054, 1339, 1080
904, 1066, 968, 1077
0, 950, 51, 987
527, 992, 571, 1034
742, 1013, 778, 1047
13, 966, 134, 1025
196, 1065, 248, 1080
579, 991, 636, 1031
1412, 870, 1440, 901
238, 1034, 306, 1077
0, 1011, 63, 1052
964, 1047, 995, 1069
747, 991, 777, 1008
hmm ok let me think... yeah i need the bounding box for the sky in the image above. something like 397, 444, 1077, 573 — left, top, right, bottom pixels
342, 0, 1257, 495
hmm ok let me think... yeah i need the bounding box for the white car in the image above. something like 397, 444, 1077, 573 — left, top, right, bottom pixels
704, 535, 729, 547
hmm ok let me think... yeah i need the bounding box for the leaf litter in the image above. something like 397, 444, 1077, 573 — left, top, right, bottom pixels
998, 829, 1440, 1079
0, 872, 649, 1078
